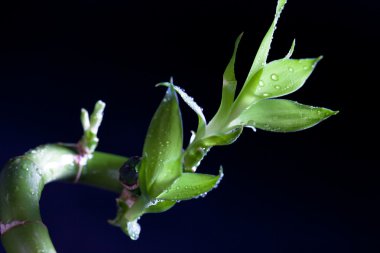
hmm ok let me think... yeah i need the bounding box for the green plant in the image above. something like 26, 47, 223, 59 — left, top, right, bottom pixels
0, 0, 337, 252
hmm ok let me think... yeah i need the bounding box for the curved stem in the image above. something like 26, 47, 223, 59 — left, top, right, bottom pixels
0, 144, 127, 253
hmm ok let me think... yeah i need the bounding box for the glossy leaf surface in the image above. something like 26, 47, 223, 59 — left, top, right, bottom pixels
201, 127, 243, 147
157, 169, 223, 201
232, 58, 321, 115
233, 99, 338, 132
139, 86, 183, 198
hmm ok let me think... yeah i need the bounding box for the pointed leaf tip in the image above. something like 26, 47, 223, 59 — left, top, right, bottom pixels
209, 33, 243, 130
244, 0, 288, 82
157, 168, 223, 201
285, 39, 296, 59
234, 99, 338, 132
232, 0, 289, 118
139, 83, 183, 198
276, 0, 287, 16
223, 32, 243, 82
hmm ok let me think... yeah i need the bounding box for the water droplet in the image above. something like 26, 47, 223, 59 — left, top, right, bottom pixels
245, 125, 256, 132
274, 85, 281, 89
263, 93, 270, 97
270, 74, 279, 81
200, 192, 207, 198
127, 220, 141, 240
288, 67, 294, 72
303, 66, 309, 70
259, 80, 265, 87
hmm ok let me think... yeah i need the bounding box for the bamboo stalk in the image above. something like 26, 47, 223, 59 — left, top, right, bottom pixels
0, 144, 127, 253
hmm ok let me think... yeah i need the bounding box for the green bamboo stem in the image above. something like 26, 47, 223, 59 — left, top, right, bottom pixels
0, 144, 127, 253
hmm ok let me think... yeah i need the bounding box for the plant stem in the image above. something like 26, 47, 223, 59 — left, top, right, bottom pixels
0, 144, 127, 253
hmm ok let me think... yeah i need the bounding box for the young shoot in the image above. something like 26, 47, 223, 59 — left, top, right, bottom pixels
0, 0, 337, 251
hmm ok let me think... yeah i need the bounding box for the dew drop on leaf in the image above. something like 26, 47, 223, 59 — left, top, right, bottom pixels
200, 192, 208, 198
274, 85, 281, 89
270, 74, 279, 81
259, 80, 265, 87
288, 67, 294, 72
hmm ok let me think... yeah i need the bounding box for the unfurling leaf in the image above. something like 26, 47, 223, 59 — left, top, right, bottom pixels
208, 33, 243, 129
157, 168, 223, 201
232, 99, 338, 132
139, 85, 183, 198
244, 0, 287, 82
285, 39, 296, 59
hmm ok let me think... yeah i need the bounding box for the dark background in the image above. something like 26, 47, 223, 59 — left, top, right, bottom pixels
0, 0, 378, 252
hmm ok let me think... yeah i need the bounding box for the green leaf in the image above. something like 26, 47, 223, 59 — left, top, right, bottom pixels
232, 58, 321, 115
224, 33, 243, 84
159, 83, 207, 136
182, 126, 242, 172
139, 85, 183, 198
200, 127, 243, 147
285, 39, 296, 59
157, 168, 223, 201
233, 99, 338, 132
244, 0, 287, 83
208, 33, 243, 130
144, 200, 176, 214
251, 58, 321, 99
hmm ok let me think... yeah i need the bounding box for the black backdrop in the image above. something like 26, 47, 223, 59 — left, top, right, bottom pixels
0, 0, 378, 252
